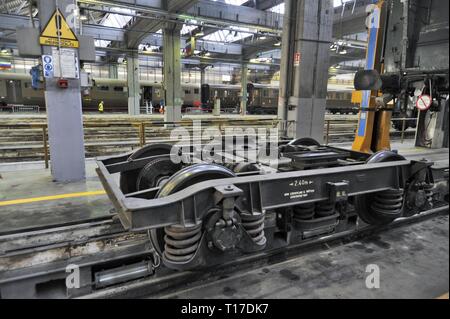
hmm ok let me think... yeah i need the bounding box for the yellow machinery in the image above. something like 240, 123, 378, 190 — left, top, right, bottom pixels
352, 1, 392, 153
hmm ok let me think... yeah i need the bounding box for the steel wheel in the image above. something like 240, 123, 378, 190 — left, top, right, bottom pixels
281, 137, 321, 153
150, 164, 236, 256
119, 144, 176, 194
355, 151, 406, 225
136, 157, 182, 191
288, 137, 321, 147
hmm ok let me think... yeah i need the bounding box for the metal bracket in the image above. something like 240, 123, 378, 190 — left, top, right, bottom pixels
213, 185, 244, 204
326, 181, 349, 203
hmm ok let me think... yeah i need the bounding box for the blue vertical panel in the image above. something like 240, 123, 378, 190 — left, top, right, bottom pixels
357, 7, 379, 137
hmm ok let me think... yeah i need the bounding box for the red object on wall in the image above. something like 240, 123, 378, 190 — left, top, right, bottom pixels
57, 79, 68, 89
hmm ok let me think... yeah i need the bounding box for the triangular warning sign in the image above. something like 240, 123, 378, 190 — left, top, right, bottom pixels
39, 8, 79, 48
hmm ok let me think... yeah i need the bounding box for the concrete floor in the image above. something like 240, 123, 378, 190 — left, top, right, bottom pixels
0, 160, 113, 234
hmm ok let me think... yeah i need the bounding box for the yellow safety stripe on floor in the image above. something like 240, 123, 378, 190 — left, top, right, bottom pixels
0, 190, 106, 207
437, 293, 449, 299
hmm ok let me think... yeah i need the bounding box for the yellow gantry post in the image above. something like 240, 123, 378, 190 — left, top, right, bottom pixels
352, 1, 390, 153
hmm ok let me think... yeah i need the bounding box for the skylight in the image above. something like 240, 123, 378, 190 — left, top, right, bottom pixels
203, 26, 254, 43
211, 0, 248, 5
95, 8, 134, 47
269, 0, 356, 14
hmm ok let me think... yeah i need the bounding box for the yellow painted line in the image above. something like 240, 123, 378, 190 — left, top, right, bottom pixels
0, 190, 106, 207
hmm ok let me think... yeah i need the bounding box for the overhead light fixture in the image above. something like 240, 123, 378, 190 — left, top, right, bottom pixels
196, 27, 204, 37
339, 49, 347, 55
259, 36, 267, 40
79, 8, 88, 21
274, 42, 281, 47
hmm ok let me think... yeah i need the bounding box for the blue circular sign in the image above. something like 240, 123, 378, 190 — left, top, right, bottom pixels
43, 56, 52, 64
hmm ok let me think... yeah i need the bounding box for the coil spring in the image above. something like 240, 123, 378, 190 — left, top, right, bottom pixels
424, 183, 434, 207
315, 201, 335, 218
163, 223, 202, 263
241, 212, 265, 244
371, 189, 404, 216
293, 203, 315, 220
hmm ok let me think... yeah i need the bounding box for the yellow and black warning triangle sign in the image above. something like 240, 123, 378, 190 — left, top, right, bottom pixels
39, 8, 79, 48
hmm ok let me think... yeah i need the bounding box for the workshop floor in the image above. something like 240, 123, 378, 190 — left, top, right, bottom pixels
0, 160, 113, 234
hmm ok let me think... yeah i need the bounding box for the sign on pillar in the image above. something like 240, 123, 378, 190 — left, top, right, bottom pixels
294, 52, 301, 67
39, 8, 79, 48
42, 55, 54, 78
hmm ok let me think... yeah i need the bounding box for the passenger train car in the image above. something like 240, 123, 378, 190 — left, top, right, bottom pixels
0, 72, 357, 114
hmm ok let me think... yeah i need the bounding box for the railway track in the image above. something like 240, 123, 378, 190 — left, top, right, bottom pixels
0, 203, 446, 299
0, 114, 415, 163
80, 205, 448, 299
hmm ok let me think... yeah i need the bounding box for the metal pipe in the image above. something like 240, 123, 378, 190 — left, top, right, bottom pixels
401, 0, 410, 70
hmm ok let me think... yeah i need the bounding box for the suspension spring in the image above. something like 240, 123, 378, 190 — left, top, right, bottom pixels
241, 212, 266, 245
371, 189, 404, 217
424, 183, 434, 207
293, 203, 315, 220
164, 223, 202, 263
315, 201, 335, 218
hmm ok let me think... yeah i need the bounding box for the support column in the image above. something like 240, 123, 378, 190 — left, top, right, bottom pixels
127, 52, 140, 115
278, 0, 333, 141
240, 64, 248, 115
200, 66, 206, 85
163, 24, 182, 123
38, 0, 85, 182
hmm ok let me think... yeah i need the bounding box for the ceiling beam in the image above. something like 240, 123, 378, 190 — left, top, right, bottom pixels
122, 0, 199, 48
256, 0, 284, 11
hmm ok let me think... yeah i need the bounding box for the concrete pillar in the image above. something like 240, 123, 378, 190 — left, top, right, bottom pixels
277, 0, 333, 141
200, 66, 206, 85
163, 24, 182, 123
38, 0, 85, 182
127, 52, 141, 115
240, 64, 248, 115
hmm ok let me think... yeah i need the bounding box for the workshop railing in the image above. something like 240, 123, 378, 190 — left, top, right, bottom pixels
0, 117, 417, 168
0, 118, 280, 168
323, 117, 417, 145
11, 105, 41, 113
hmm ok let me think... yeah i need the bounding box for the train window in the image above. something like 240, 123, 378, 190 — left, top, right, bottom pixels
185, 90, 191, 94
224, 90, 228, 98
98, 86, 109, 91
113, 86, 124, 92
194, 88, 199, 94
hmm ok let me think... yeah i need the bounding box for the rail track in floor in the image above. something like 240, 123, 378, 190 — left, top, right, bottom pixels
79, 205, 448, 299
